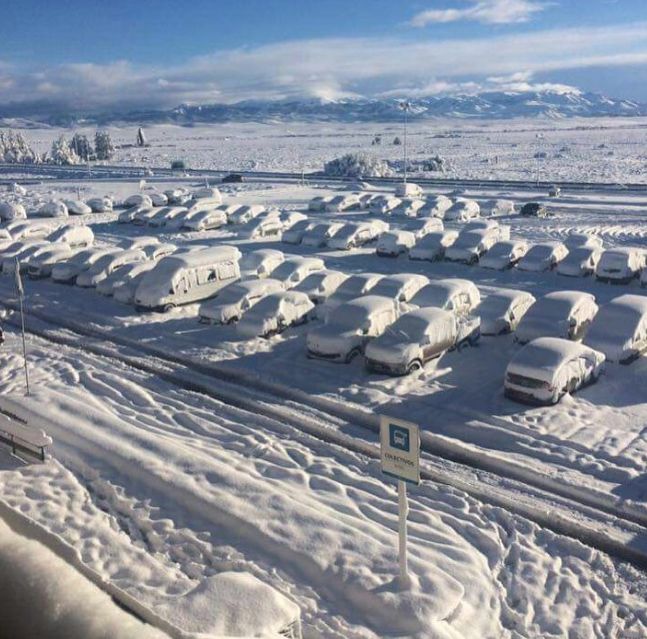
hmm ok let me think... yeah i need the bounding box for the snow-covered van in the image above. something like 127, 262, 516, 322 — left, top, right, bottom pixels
135, 246, 241, 312
595, 247, 645, 284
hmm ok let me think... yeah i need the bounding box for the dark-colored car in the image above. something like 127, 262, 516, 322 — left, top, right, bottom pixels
222, 173, 244, 183
520, 202, 549, 217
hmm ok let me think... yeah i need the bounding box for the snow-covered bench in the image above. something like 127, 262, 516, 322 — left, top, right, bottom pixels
0, 414, 51, 461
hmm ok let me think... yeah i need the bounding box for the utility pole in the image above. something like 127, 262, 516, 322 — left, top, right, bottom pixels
399, 100, 411, 185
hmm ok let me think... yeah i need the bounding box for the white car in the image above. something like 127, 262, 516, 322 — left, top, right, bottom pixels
279, 211, 308, 229
163, 188, 189, 205
143, 243, 176, 261
392, 199, 425, 218
51, 248, 118, 284
418, 195, 452, 218
443, 199, 480, 221
481, 199, 515, 217
293, 270, 348, 305
301, 222, 344, 247
308, 196, 334, 212
407, 217, 443, 239
228, 204, 266, 225
240, 213, 284, 239
514, 291, 598, 344
365, 308, 468, 375
564, 233, 603, 250
322, 273, 383, 314
148, 207, 190, 229
463, 219, 508, 238
48, 224, 94, 249
477, 289, 536, 335
118, 204, 151, 224
36, 200, 68, 218
7, 220, 54, 241
133, 207, 163, 226
408, 230, 458, 262
2, 242, 50, 274
64, 199, 93, 215
557, 247, 602, 277
112, 262, 158, 305
123, 193, 153, 208
306, 295, 399, 363
325, 194, 360, 212
268, 256, 325, 288
326, 220, 388, 250
118, 236, 159, 251
96, 261, 154, 296
76, 249, 147, 288
237, 291, 315, 338
395, 182, 423, 198
518, 242, 569, 272
504, 337, 604, 405
86, 196, 113, 213
26, 244, 74, 279
478, 240, 529, 270
150, 192, 169, 207
199, 278, 284, 324
376, 230, 416, 257
369, 196, 402, 215
369, 273, 429, 303
182, 208, 228, 231
409, 279, 481, 316
444, 227, 500, 264
595, 248, 645, 284
281, 220, 314, 245
585, 294, 647, 363
240, 249, 285, 279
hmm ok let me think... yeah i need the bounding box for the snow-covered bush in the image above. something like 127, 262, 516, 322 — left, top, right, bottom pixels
95, 131, 115, 161
0, 132, 39, 163
323, 153, 393, 178
393, 136, 402, 145
70, 133, 94, 161
422, 155, 447, 172
50, 135, 79, 165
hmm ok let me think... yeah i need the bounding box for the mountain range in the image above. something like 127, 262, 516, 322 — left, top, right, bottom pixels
1, 90, 645, 127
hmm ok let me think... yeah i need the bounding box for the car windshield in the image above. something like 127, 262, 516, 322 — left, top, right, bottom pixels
412, 286, 451, 307
68, 250, 95, 264
240, 253, 267, 270
287, 220, 310, 232
478, 294, 514, 316
487, 242, 515, 258
563, 248, 593, 263
333, 225, 359, 240
271, 261, 300, 279
371, 279, 403, 298
329, 305, 371, 330
453, 232, 484, 248
600, 252, 629, 269
296, 273, 326, 290
338, 275, 376, 295
383, 316, 427, 340
526, 245, 554, 260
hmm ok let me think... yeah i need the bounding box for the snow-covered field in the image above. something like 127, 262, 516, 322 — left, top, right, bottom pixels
1, 119, 647, 638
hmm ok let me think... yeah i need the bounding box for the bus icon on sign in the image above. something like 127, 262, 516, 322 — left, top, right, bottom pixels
390, 425, 410, 452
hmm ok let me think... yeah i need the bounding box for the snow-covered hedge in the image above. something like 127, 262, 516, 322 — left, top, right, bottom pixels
323, 153, 393, 178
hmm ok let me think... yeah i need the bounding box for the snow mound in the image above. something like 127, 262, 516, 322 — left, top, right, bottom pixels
323, 153, 393, 178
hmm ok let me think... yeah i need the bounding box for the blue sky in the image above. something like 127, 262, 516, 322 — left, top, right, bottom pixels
1, 0, 647, 110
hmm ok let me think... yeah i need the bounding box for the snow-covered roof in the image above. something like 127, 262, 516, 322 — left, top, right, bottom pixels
162, 246, 241, 270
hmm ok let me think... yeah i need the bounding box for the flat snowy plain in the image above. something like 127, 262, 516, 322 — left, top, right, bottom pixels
1, 117, 647, 638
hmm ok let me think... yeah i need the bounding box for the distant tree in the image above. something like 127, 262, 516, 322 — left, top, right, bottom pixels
0, 131, 39, 163
323, 153, 392, 178
49, 135, 79, 165
136, 127, 146, 147
94, 130, 115, 160
70, 133, 93, 161
393, 136, 402, 146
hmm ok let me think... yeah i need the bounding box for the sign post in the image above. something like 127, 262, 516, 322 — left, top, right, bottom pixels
380, 415, 420, 590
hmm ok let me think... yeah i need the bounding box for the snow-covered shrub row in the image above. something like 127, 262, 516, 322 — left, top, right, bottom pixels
323, 153, 393, 178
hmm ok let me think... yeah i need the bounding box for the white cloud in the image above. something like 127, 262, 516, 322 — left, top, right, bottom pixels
1, 21, 647, 110
411, 0, 549, 26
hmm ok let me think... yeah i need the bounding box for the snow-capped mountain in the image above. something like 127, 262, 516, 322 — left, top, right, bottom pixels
1, 90, 645, 126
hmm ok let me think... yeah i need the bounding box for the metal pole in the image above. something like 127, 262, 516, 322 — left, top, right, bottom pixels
19, 292, 30, 397
403, 107, 408, 185
398, 480, 411, 589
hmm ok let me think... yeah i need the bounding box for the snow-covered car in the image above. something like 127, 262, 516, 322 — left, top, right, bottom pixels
6, 220, 54, 242
47, 224, 94, 249
268, 256, 325, 288
51, 248, 118, 284
26, 244, 74, 279
443, 199, 480, 221
240, 213, 284, 239
408, 230, 458, 262
418, 195, 453, 218
199, 278, 284, 324
519, 202, 549, 217
477, 289, 536, 335
96, 261, 156, 296
143, 243, 176, 261
240, 249, 285, 279
112, 262, 158, 305
564, 233, 603, 250
504, 337, 604, 405
150, 192, 169, 207
182, 208, 228, 231
163, 188, 189, 205
77, 249, 147, 288
306, 295, 399, 363
478, 240, 528, 270
0, 202, 26, 222
376, 230, 416, 257
118, 236, 159, 251
325, 194, 360, 212
366, 308, 475, 375
123, 194, 153, 208
444, 227, 500, 264
293, 269, 348, 305
407, 217, 443, 239
391, 199, 425, 218
281, 219, 314, 245
86, 196, 113, 213
595, 247, 646, 284
642, 268, 647, 288
301, 222, 345, 248
395, 182, 423, 198
148, 207, 190, 229
237, 290, 315, 338
118, 204, 151, 224
279, 211, 308, 229
184, 192, 222, 214
0, 229, 11, 250
514, 291, 598, 344
463, 219, 509, 239
556, 247, 602, 277
517, 242, 569, 272
63, 199, 93, 215
133, 206, 163, 226
369, 196, 402, 215
322, 273, 384, 315
369, 273, 429, 303
308, 195, 334, 212
409, 279, 481, 316
326, 220, 388, 250
36, 200, 68, 218
357, 193, 381, 210
585, 294, 647, 363
2, 241, 50, 274
481, 199, 515, 217
228, 204, 266, 225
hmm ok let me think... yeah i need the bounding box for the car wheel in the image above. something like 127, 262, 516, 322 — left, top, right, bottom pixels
226, 316, 238, 325
345, 348, 361, 363
162, 303, 176, 313
567, 378, 578, 394
406, 360, 422, 374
